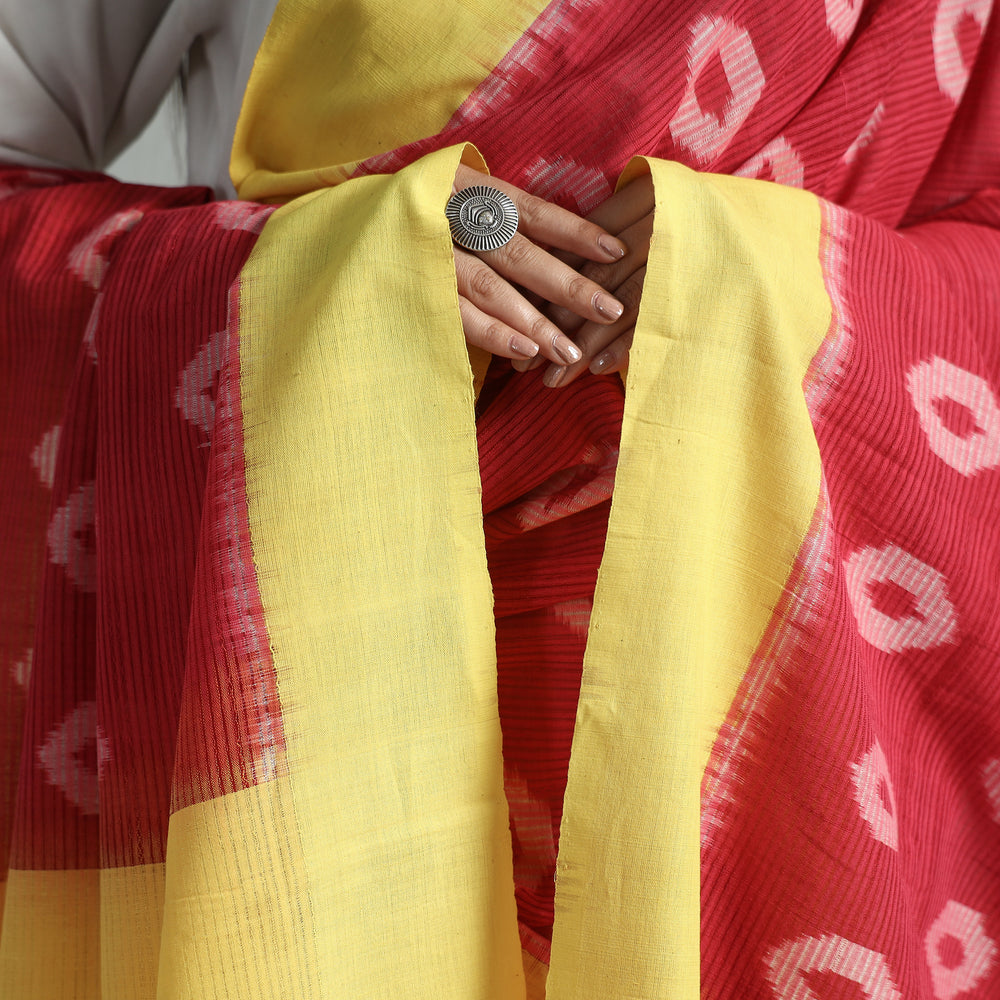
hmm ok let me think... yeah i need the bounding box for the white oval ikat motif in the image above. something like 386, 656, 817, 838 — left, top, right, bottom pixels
523, 156, 612, 214
36, 701, 110, 816
844, 543, 958, 653
553, 598, 593, 636
844, 543, 959, 653
30, 424, 61, 489
825, 0, 864, 43
669, 15, 766, 164
81, 290, 103, 363
925, 901, 998, 1000
735, 136, 805, 187
67, 209, 143, 290
765, 933, 903, 1000
10, 648, 32, 688
907, 357, 1000, 476
47, 481, 97, 593
934, 0, 992, 103
851, 742, 899, 850
842, 102, 886, 165
981, 758, 1000, 824
212, 201, 269, 234
0, 170, 65, 201
176, 328, 227, 437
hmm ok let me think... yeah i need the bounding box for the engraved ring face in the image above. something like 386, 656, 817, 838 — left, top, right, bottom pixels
446, 185, 519, 253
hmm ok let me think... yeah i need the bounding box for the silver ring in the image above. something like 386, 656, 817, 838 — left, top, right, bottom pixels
446, 185, 519, 253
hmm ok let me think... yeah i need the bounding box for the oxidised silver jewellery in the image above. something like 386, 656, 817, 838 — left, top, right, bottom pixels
446, 185, 519, 253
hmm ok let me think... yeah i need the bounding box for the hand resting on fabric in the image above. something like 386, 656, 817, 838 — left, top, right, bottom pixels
514, 173, 654, 387
452, 164, 628, 367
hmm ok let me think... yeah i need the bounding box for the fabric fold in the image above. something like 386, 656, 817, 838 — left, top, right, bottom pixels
548, 157, 832, 1000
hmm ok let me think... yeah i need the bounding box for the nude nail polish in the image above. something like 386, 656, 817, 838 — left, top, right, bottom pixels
555, 341, 583, 365
510, 338, 539, 357
596, 295, 624, 321
544, 365, 566, 387
598, 236, 627, 260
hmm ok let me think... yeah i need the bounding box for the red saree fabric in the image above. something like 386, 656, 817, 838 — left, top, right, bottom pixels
0, 171, 273, 878
478, 363, 623, 956
465, 0, 1000, 987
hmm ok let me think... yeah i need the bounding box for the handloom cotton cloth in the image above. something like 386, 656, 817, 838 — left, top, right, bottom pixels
2, 0, 1000, 998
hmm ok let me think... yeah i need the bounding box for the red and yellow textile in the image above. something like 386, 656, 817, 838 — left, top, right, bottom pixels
2, 0, 1000, 997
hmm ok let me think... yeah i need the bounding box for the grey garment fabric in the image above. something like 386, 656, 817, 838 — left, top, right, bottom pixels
0, 0, 277, 196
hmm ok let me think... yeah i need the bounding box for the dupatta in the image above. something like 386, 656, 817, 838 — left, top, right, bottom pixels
2, 0, 999, 997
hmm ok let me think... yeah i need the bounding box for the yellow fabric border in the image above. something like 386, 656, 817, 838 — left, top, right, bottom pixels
102, 862, 164, 999
0, 862, 165, 999
232, 143, 521, 999
548, 160, 831, 999
0, 868, 99, 999
233, 0, 549, 201
0, 156, 834, 1000
158, 778, 321, 998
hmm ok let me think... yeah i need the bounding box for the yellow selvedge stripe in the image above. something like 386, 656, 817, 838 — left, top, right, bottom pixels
548, 160, 831, 1000
160, 144, 521, 999
0, 864, 163, 998
0, 869, 100, 999
232, 0, 550, 202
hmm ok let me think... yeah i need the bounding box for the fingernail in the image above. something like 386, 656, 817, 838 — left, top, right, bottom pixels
510, 338, 539, 357
591, 352, 612, 374
555, 340, 583, 365
544, 364, 566, 388
598, 236, 627, 261
595, 294, 624, 321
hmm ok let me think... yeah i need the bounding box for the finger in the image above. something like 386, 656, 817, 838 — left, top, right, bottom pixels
548, 212, 653, 333
543, 266, 645, 387
589, 327, 635, 375
455, 249, 584, 365
458, 296, 540, 361
454, 163, 627, 263
554, 173, 655, 271
543, 327, 636, 386
587, 173, 654, 234
511, 354, 546, 372
483, 234, 625, 327
543, 327, 634, 386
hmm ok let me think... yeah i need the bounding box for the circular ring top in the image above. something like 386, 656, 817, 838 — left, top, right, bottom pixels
446, 185, 519, 253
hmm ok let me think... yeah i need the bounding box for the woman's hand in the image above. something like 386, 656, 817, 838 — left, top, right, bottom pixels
453, 164, 628, 366
515, 174, 654, 387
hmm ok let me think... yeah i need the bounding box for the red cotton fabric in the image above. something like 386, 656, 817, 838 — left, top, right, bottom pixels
0, 171, 273, 875
455, 0, 1000, 990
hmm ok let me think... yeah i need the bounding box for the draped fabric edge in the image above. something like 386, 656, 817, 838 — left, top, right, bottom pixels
186, 143, 523, 999
549, 157, 831, 999
0, 144, 836, 998
198, 143, 831, 997
230, 0, 551, 203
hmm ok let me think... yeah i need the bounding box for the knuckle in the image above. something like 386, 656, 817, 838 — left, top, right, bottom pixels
468, 264, 501, 300
565, 273, 594, 303
616, 277, 644, 312
574, 216, 598, 243
527, 314, 554, 342
515, 194, 545, 230
580, 260, 613, 286
603, 338, 624, 361
548, 305, 577, 329
483, 323, 507, 348
499, 237, 534, 268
